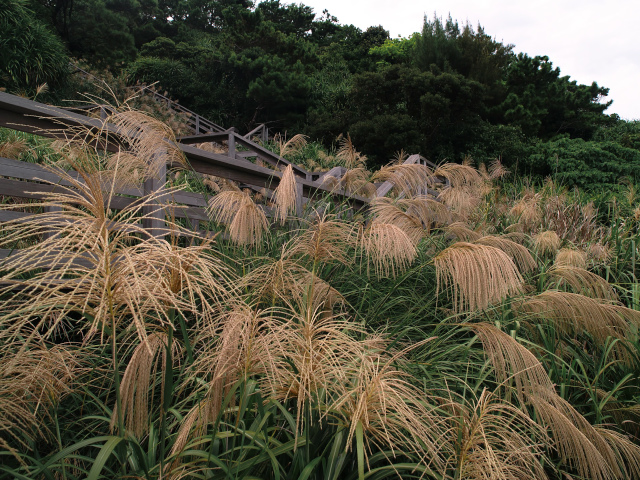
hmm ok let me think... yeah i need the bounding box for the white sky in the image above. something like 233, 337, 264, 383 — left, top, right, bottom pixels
298, 0, 640, 120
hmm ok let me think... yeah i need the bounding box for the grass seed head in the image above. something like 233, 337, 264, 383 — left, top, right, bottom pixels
473, 235, 537, 274
0, 345, 79, 450
554, 247, 587, 269
514, 290, 640, 362
114, 332, 181, 437
433, 162, 482, 188
434, 243, 524, 312
336, 133, 367, 168
340, 167, 377, 198
274, 132, 307, 158
273, 164, 297, 224
361, 221, 418, 279
533, 230, 561, 256
331, 342, 447, 471
0, 136, 28, 159
587, 243, 611, 264
207, 190, 268, 246
284, 215, 356, 266
546, 265, 617, 300
372, 163, 435, 197
442, 388, 548, 480
369, 197, 425, 245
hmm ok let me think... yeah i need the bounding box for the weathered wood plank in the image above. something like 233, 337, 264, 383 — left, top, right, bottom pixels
231, 133, 307, 176
168, 190, 208, 208
1, 157, 210, 208
0, 92, 368, 209
142, 160, 167, 238
0, 210, 31, 222
0, 157, 144, 197
0, 177, 140, 211
177, 132, 233, 144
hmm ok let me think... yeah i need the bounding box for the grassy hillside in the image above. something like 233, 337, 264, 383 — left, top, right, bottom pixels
1, 107, 640, 479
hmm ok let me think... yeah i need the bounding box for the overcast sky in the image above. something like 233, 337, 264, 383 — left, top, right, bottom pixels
298, 0, 640, 120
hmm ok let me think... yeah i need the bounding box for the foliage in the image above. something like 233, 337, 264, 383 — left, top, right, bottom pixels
594, 118, 640, 150
0, 0, 70, 94
499, 53, 612, 139
125, 4, 319, 128
16, 0, 636, 192
65, 0, 138, 66
368, 34, 418, 67
526, 136, 640, 188
414, 14, 513, 87
2, 108, 640, 479
343, 63, 487, 165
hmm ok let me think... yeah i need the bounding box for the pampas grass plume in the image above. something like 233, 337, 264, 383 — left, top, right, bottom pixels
361, 222, 417, 278
434, 243, 523, 312
207, 190, 268, 245
555, 248, 587, 269
533, 230, 561, 256
273, 165, 297, 224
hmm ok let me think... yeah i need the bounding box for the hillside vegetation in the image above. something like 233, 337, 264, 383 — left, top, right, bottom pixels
2, 1, 640, 479
2, 0, 640, 188
1, 104, 640, 479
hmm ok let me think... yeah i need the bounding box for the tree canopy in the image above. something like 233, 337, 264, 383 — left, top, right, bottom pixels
2, 1, 633, 185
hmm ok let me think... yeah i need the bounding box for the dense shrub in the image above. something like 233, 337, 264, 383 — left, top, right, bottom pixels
0, 0, 69, 93
526, 136, 640, 188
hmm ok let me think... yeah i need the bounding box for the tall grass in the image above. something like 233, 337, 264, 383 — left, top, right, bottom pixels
1, 110, 640, 480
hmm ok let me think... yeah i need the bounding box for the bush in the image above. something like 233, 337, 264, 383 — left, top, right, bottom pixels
0, 0, 69, 93
126, 56, 200, 100
526, 136, 640, 189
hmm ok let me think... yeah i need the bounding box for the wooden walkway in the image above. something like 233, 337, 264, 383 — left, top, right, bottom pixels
0, 91, 442, 265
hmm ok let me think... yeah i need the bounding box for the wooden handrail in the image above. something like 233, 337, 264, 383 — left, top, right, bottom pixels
0, 92, 368, 208
375, 154, 445, 198
0, 90, 448, 271
0, 91, 443, 218
136, 85, 226, 134
177, 130, 309, 179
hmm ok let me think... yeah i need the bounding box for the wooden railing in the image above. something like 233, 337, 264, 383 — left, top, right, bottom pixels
70, 63, 235, 136
137, 86, 227, 135
0, 91, 444, 264
0, 92, 370, 246
177, 130, 309, 180
0, 155, 209, 263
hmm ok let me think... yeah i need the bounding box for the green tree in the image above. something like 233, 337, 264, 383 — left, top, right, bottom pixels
594, 118, 640, 150
129, 1, 320, 128
413, 14, 513, 111
526, 136, 640, 188
414, 14, 463, 73
368, 34, 418, 67
66, 0, 137, 66
31, 0, 159, 62
0, 0, 69, 93
319, 24, 389, 74
256, 0, 315, 38
163, 0, 254, 32
308, 8, 340, 47
342, 64, 487, 165
500, 54, 612, 139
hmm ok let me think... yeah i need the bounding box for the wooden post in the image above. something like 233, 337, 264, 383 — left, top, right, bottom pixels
228, 132, 236, 160
295, 180, 303, 217
186, 216, 199, 234
195, 115, 200, 134
142, 160, 167, 239
42, 205, 62, 241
